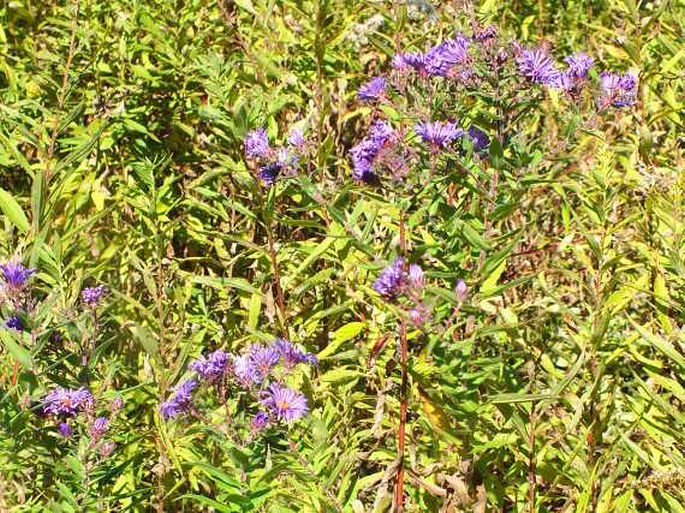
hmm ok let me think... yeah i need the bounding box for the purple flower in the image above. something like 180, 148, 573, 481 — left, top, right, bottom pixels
272, 338, 318, 369
550, 71, 575, 91
81, 285, 107, 307
189, 349, 230, 382
425, 36, 470, 77
350, 121, 395, 182
42, 387, 94, 417
565, 52, 594, 79
600, 72, 637, 107
287, 127, 305, 149
415, 121, 464, 148
0, 262, 35, 291
474, 25, 498, 42
455, 279, 468, 302
249, 344, 280, 381
258, 161, 283, 186
160, 378, 197, 420
358, 76, 386, 102
233, 354, 259, 388
244, 128, 271, 159
373, 257, 406, 299
261, 383, 308, 422
58, 422, 73, 438
5, 316, 23, 332
393, 52, 429, 75
518, 49, 558, 84
90, 417, 109, 439
99, 441, 116, 457
468, 126, 490, 153
251, 411, 270, 432
408, 264, 425, 289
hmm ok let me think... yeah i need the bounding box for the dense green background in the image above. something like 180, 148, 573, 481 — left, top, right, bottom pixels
0, 0, 683, 511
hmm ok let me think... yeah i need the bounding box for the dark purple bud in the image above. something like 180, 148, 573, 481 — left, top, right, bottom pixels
58, 422, 73, 438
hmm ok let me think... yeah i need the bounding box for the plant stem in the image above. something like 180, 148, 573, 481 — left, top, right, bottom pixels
394, 212, 408, 512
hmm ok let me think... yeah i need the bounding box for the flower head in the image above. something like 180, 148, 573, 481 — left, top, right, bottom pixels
272, 338, 318, 369
261, 383, 309, 422
233, 354, 260, 388
373, 257, 406, 300
408, 264, 425, 289
358, 76, 386, 102
160, 378, 197, 420
518, 49, 558, 84
99, 441, 116, 457
468, 126, 490, 153
258, 161, 283, 186
599, 72, 637, 107
81, 285, 107, 307
249, 344, 280, 381
189, 349, 231, 382
455, 279, 468, 302
42, 387, 94, 417
415, 121, 464, 148
425, 36, 470, 77
565, 52, 594, 79
251, 411, 270, 432
5, 316, 23, 332
58, 422, 73, 438
287, 127, 305, 149
244, 128, 271, 159
0, 262, 35, 291
392, 52, 429, 75
90, 417, 109, 440
350, 121, 395, 182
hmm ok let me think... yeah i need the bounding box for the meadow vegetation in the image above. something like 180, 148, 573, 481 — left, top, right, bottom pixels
0, 0, 683, 511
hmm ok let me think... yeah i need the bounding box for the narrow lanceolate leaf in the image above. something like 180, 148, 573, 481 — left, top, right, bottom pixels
0, 330, 32, 370
0, 188, 30, 232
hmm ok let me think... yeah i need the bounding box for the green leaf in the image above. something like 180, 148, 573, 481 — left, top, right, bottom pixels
0, 188, 30, 233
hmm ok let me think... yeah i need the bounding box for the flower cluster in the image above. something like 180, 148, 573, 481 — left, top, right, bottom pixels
81, 285, 108, 307
161, 339, 316, 432
41, 387, 121, 456
243, 126, 307, 186
393, 34, 471, 79
350, 121, 397, 182
373, 259, 430, 326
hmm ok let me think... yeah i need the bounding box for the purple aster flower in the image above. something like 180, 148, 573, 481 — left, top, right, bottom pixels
251, 411, 270, 432
272, 338, 317, 369
249, 344, 280, 381
518, 49, 558, 84
160, 378, 197, 420
550, 71, 575, 91
5, 316, 23, 332
409, 305, 430, 327
189, 349, 231, 382
408, 264, 425, 289
599, 72, 637, 107
0, 262, 35, 291
467, 126, 490, 153
99, 441, 116, 457
425, 36, 470, 77
90, 417, 109, 439
350, 121, 395, 182
455, 279, 468, 302
358, 76, 386, 102
81, 285, 107, 307
58, 422, 73, 438
261, 383, 309, 422
233, 354, 260, 388
42, 387, 94, 417
258, 161, 283, 186
565, 52, 594, 79
373, 257, 406, 299
392, 52, 429, 75
474, 25, 498, 42
287, 127, 305, 149
415, 121, 464, 148
244, 128, 271, 159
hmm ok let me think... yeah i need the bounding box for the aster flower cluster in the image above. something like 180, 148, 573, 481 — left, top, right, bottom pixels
243, 126, 307, 186
517, 46, 637, 106
350, 121, 399, 182
40, 387, 121, 456
161, 339, 316, 433
81, 285, 108, 307
392, 34, 471, 80
373, 258, 430, 326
